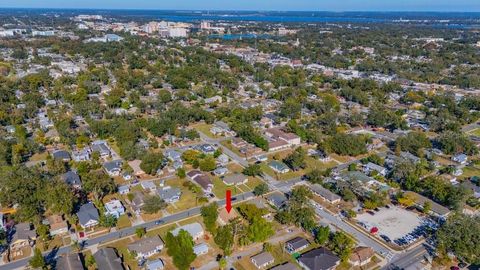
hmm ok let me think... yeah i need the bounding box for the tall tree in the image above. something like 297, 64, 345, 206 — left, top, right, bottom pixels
200, 203, 218, 234
165, 230, 197, 270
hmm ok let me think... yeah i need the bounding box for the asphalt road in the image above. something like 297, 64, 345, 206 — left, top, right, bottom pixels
382, 244, 428, 270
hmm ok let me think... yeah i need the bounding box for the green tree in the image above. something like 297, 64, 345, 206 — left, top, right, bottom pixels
99, 214, 118, 228
135, 227, 146, 238
140, 152, 165, 175
142, 196, 167, 214
200, 203, 218, 234
29, 248, 46, 269
247, 217, 274, 243
82, 170, 116, 201
437, 214, 480, 264
199, 156, 216, 172
165, 230, 197, 270
283, 147, 307, 171
214, 225, 234, 256
315, 225, 330, 245
330, 231, 355, 262
253, 183, 269, 196
243, 164, 262, 177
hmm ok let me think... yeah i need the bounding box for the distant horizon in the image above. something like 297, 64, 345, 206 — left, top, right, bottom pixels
0, 7, 480, 14
0, 0, 479, 12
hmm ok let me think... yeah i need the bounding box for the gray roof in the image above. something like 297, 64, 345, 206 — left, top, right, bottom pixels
310, 184, 341, 202
127, 235, 164, 255
285, 236, 309, 251
56, 253, 84, 270
103, 160, 122, 172
266, 192, 287, 208
342, 171, 374, 184
193, 243, 209, 255
270, 262, 299, 270
269, 160, 289, 171
77, 203, 99, 226
214, 121, 230, 130
223, 174, 248, 185
146, 259, 164, 270
157, 187, 181, 201
172, 222, 203, 238
365, 162, 386, 173
12, 223, 36, 242
93, 248, 123, 270
298, 247, 340, 270
61, 171, 81, 187
251, 251, 274, 266
53, 150, 70, 160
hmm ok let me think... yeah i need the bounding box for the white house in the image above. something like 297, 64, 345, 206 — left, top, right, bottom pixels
104, 200, 125, 218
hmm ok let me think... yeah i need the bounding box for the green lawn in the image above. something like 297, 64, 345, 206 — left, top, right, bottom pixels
212, 177, 243, 199
305, 156, 338, 171
221, 140, 244, 157
116, 215, 131, 230
460, 166, 480, 180
260, 163, 303, 181
194, 123, 220, 139
244, 177, 266, 190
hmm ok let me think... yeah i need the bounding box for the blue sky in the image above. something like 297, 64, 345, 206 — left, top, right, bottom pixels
0, 0, 478, 12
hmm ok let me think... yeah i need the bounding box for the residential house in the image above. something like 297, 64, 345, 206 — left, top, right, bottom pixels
158, 186, 182, 203
231, 137, 248, 148
53, 150, 71, 162
165, 149, 182, 161
172, 222, 204, 240
146, 259, 165, 270
211, 121, 235, 136
297, 247, 340, 270
128, 160, 146, 176
270, 263, 299, 270
46, 215, 68, 236
250, 252, 274, 269
61, 171, 82, 189
266, 192, 288, 209
452, 153, 468, 165
105, 200, 125, 218
118, 185, 130, 195
72, 148, 91, 162
461, 180, 480, 198
404, 191, 451, 218
195, 144, 216, 155
268, 139, 291, 152
217, 208, 239, 226
348, 246, 375, 267
265, 128, 301, 146
103, 160, 122, 177
127, 235, 164, 259
91, 140, 111, 158
56, 253, 84, 270
285, 237, 309, 254
141, 181, 157, 191
364, 162, 387, 176
310, 184, 341, 204
213, 167, 229, 176
93, 248, 124, 270
193, 243, 209, 256
216, 154, 229, 166
223, 174, 249, 186
193, 174, 214, 193
400, 151, 421, 164
10, 223, 36, 252
269, 161, 290, 174
77, 203, 100, 229
187, 170, 203, 180
132, 192, 146, 215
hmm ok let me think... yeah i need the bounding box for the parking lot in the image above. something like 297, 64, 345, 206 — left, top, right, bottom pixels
356, 206, 422, 241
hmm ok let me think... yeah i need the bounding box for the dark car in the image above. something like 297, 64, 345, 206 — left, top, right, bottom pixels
155, 220, 164, 225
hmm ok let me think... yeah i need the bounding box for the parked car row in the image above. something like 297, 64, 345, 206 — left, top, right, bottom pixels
394, 219, 439, 247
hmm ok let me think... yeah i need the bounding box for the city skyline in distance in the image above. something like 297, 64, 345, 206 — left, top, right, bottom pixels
0, 0, 479, 12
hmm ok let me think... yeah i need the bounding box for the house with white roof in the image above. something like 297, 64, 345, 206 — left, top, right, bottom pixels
104, 200, 125, 218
